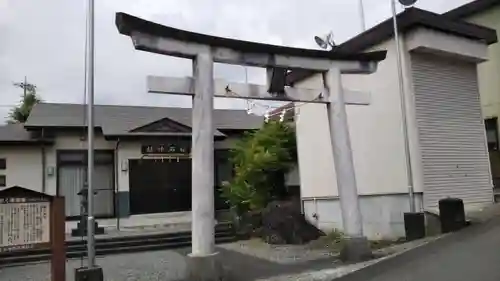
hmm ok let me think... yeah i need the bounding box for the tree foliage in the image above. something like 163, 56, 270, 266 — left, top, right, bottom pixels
221, 120, 297, 215
8, 82, 41, 124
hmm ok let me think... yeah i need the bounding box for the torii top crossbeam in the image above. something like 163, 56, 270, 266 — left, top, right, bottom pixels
115, 12, 386, 75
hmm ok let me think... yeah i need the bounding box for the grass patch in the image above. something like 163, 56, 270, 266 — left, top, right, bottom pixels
308, 229, 406, 252
240, 228, 407, 254
369, 238, 406, 250
307, 229, 345, 251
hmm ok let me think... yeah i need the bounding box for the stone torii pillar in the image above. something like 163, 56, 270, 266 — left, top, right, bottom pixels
115, 12, 387, 279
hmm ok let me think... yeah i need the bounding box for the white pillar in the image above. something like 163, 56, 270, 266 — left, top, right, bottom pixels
323, 67, 363, 237
323, 67, 371, 261
191, 51, 215, 256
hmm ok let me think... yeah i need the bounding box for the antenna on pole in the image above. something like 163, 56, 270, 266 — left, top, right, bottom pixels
73, 0, 105, 280
358, 0, 366, 31
392, 0, 418, 215
314, 31, 336, 50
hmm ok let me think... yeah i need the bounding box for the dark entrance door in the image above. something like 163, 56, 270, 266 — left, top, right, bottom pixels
129, 159, 192, 214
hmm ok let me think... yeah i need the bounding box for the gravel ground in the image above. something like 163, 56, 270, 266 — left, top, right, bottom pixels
0, 250, 188, 281
218, 239, 338, 264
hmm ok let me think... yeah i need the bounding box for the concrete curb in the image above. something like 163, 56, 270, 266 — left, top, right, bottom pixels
255, 236, 442, 281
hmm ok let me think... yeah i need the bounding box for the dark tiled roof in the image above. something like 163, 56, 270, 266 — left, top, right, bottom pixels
0, 124, 49, 144
0, 124, 32, 141
23, 103, 263, 137
287, 7, 498, 85
115, 13, 387, 63
444, 0, 500, 19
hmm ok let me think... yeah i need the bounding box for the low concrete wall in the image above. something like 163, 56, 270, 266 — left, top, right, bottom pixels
302, 193, 424, 240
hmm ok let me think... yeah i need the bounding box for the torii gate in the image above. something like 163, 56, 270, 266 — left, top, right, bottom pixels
115, 12, 386, 279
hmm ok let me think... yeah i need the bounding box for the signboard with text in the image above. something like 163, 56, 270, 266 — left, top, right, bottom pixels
0, 186, 66, 281
141, 143, 191, 155
0, 190, 51, 253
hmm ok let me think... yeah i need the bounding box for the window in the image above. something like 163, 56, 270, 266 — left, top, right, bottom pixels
0, 175, 5, 187
485, 118, 499, 151
58, 150, 114, 165
0, 158, 5, 170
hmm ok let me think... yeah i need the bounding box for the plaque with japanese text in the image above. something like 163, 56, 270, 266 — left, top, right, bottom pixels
0, 196, 51, 252
0, 186, 66, 281
0, 186, 52, 253
141, 142, 191, 155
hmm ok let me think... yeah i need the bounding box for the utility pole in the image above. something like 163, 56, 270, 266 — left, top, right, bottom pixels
391, 0, 426, 242
74, 0, 104, 280
358, 0, 366, 32
23, 76, 27, 98
86, 0, 97, 267
13, 76, 34, 98
391, 0, 416, 213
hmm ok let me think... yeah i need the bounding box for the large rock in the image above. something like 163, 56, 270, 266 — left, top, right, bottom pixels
260, 200, 324, 245
233, 210, 263, 239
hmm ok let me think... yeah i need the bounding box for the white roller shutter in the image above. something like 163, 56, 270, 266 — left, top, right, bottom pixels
411, 52, 493, 209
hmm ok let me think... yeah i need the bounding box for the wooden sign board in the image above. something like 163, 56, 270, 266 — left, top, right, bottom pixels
0, 196, 51, 253
0, 186, 65, 281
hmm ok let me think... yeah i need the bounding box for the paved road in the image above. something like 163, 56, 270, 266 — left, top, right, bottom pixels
341, 218, 500, 281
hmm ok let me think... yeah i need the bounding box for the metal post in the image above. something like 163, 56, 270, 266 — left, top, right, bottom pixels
86, 0, 96, 267
191, 51, 215, 256
391, 0, 416, 213
358, 0, 366, 32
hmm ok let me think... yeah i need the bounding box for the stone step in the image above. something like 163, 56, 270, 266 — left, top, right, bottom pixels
0, 224, 236, 267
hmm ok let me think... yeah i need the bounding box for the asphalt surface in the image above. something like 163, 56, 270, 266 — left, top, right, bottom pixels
339, 218, 500, 281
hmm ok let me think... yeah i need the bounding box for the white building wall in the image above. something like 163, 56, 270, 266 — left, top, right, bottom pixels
0, 146, 43, 193
116, 141, 143, 194
295, 39, 422, 239
295, 29, 493, 239
296, 39, 414, 198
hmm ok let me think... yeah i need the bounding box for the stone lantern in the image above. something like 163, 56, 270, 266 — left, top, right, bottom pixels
71, 182, 105, 237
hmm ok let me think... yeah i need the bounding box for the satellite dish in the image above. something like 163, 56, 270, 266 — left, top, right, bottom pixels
314, 36, 328, 49
398, 0, 417, 6
326, 32, 336, 47
314, 32, 336, 50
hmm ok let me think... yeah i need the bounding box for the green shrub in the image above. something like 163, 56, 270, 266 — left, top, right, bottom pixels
221, 120, 297, 215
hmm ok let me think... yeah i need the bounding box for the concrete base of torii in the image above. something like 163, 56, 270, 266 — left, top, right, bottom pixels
185, 252, 225, 281
339, 236, 373, 262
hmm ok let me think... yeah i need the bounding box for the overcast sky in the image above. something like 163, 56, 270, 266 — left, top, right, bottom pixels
0, 0, 472, 122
